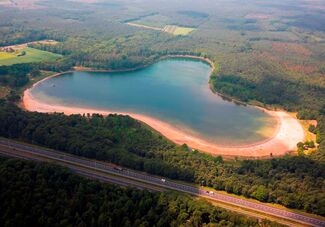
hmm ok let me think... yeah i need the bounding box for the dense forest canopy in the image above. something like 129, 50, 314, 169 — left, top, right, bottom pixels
1, 102, 324, 216
0, 158, 283, 227
0, 0, 325, 222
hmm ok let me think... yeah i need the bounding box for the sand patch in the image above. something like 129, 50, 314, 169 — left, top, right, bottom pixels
0, 40, 58, 52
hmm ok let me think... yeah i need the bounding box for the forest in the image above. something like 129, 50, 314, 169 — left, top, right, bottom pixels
210, 72, 325, 159
0, 158, 282, 227
0, 0, 325, 222
0, 64, 32, 88
0, 62, 74, 89
1, 102, 324, 216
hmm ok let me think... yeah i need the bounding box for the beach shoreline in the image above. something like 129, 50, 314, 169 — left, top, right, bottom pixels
23, 87, 305, 158
21, 56, 305, 158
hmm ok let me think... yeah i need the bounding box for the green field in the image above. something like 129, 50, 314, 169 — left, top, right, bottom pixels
127, 22, 196, 36
126, 13, 195, 36
163, 25, 195, 36
0, 52, 16, 60
0, 47, 62, 66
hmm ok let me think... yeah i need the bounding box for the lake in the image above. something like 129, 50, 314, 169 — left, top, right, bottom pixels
30, 58, 277, 146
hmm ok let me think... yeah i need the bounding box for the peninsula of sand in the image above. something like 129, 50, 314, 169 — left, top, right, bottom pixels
23, 81, 305, 158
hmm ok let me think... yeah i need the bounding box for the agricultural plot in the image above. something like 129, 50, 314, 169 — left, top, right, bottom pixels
0, 47, 62, 66
126, 13, 195, 36
0, 52, 16, 61
163, 25, 195, 36
127, 22, 195, 36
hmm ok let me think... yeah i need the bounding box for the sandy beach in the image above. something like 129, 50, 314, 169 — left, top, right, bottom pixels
23, 83, 305, 158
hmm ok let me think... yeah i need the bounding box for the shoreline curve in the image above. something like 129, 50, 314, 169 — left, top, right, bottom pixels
22, 57, 305, 158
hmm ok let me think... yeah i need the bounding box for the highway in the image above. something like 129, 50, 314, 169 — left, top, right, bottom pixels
0, 138, 324, 227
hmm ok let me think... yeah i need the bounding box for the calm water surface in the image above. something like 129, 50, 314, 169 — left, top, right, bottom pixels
31, 59, 277, 145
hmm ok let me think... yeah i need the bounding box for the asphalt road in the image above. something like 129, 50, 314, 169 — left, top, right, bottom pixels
0, 138, 324, 227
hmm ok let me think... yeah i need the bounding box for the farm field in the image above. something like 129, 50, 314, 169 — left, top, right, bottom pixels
127, 22, 195, 36
0, 47, 61, 66
125, 13, 195, 36
0, 52, 16, 60
163, 25, 195, 36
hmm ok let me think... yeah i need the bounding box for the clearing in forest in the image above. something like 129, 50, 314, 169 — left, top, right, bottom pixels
0, 47, 62, 66
162, 25, 195, 36
127, 22, 195, 36
0, 52, 16, 61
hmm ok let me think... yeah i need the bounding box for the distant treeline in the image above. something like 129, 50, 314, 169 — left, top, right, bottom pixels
0, 30, 47, 47
26, 33, 207, 71
1, 158, 283, 227
1, 102, 324, 216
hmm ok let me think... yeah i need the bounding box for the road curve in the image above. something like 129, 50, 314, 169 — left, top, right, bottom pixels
0, 138, 324, 227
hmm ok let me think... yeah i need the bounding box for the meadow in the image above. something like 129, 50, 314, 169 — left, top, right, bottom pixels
163, 25, 195, 36
124, 13, 196, 36
0, 47, 61, 66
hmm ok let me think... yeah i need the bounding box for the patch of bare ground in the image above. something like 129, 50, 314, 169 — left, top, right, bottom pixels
0, 40, 58, 52
126, 22, 162, 31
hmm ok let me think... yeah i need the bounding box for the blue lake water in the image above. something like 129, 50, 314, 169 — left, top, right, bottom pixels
31, 58, 277, 145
